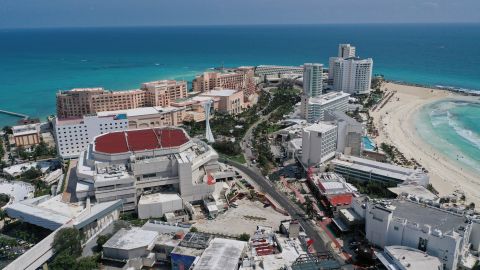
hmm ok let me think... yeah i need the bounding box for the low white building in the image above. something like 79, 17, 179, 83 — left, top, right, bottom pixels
365, 199, 477, 270
254, 65, 304, 78
305, 92, 350, 123
102, 227, 158, 268
137, 193, 183, 219
330, 154, 430, 186
12, 123, 41, 147
301, 123, 338, 166
4, 197, 123, 270
193, 238, 246, 270
376, 245, 442, 270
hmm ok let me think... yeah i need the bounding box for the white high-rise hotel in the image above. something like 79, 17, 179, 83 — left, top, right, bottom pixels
301, 123, 338, 166
301, 62, 350, 122
300, 63, 323, 118
338, 43, 356, 59
329, 44, 373, 95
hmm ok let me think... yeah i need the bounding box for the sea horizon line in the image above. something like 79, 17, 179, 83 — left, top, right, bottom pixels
1, 22, 480, 31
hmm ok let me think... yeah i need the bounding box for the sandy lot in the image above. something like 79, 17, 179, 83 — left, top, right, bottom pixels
193, 198, 289, 236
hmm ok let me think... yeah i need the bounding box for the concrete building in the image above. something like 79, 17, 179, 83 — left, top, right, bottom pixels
301, 123, 337, 166
307, 172, 355, 216
53, 114, 129, 159
376, 245, 442, 270
331, 57, 373, 95
171, 232, 213, 270
239, 224, 337, 270
56, 80, 187, 118
53, 107, 186, 159
303, 63, 324, 97
300, 63, 323, 118
338, 44, 356, 59
97, 106, 186, 129
171, 96, 218, 122
75, 127, 226, 211
306, 92, 350, 123
255, 65, 303, 78
324, 110, 364, 156
137, 193, 184, 219
365, 199, 475, 270
330, 154, 430, 186
102, 227, 158, 268
199, 88, 245, 114
141, 80, 188, 107
12, 123, 41, 147
192, 67, 256, 99
4, 198, 123, 270
192, 238, 246, 270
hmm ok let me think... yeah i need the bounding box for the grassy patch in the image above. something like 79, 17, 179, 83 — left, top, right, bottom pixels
219, 153, 246, 164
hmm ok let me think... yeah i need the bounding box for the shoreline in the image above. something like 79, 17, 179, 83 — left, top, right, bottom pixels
386, 79, 480, 96
371, 82, 480, 205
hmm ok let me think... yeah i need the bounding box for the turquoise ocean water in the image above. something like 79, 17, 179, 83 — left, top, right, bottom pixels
0, 24, 479, 166
416, 100, 480, 174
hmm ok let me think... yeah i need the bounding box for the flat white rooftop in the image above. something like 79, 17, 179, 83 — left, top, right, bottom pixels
332, 154, 430, 185
3, 161, 51, 176
103, 228, 158, 250
97, 106, 181, 117
37, 195, 84, 218
261, 235, 306, 270
0, 181, 34, 203
12, 124, 39, 136
201, 89, 238, 97
376, 245, 442, 270
388, 185, 437, 201
256, 65, 303, 69
138, 192, 182, 205
193, 238, 246, 270
309, 91, 350, 106
321, 181, 345, 191
304, 122, 337, 133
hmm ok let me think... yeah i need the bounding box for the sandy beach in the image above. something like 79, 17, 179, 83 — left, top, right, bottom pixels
370, 82, 480, 205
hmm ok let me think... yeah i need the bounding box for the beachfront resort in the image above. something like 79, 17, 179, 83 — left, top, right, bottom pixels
0, 43, 480, 270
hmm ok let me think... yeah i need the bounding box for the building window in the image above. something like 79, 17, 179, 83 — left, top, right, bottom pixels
418, 237, 428, 252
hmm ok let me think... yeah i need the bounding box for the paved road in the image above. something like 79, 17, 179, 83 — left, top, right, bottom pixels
240, 91, 273, 166
222, 158, 327, 253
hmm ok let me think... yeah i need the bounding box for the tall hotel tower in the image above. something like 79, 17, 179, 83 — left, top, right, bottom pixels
300, 63, 323, 118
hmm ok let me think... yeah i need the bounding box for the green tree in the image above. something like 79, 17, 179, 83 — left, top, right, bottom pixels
238, 233, 250, 242
49, 251, 77, 270
469, 202, 476, 210
96, 234, 112, 251
75, 256, 99, 270
2, 126, 12, 135
20, 167, 42, 180
277, 79, 294, 90
304, 197, 315, 219
190, 226, 198, 233
52, 228, 83, 257
0, 137, 4, 158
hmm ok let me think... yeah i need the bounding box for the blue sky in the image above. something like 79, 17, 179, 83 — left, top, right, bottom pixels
0, 0, 479, 28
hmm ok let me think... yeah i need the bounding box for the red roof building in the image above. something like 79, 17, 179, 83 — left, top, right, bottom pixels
94, 128, 190, 154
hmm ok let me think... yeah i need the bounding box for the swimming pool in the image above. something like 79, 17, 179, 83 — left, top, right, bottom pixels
362, 136, 376, 151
